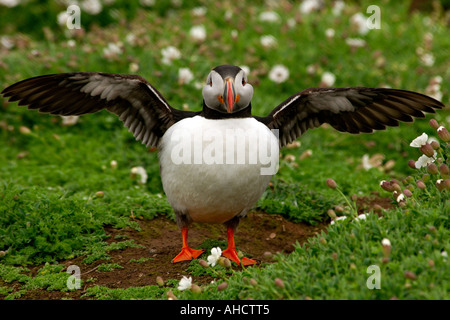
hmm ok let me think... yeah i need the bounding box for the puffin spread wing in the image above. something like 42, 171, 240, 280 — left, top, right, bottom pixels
256, 87, 444, 147
1, 72, 197, 147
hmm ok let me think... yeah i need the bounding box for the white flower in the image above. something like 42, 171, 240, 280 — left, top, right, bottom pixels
441, 251, 448, 259
0, 36, 14, 49
321, 72, 336, 87
171, 0, 182, 8
125, 33, 137, 46
425, 79, 443, 101
207, 247, 222, 267
428, 136, 439, 145
415, 152, 437, 169
110, 160, 118, 169
420, 53, 435, 67
161, 46, 181, 65
332, 0, 345, 16
306, 64, 317, 75
139, 0, 155, 7
258, 11, 280, 23
131, 166, 148, 184
362, 154, 372, 170
330, 216, 347, 225
268, 65, 289, 84
260, 35, 277, 48
224, 9, 233, 21
177, 276, 192, 291
129, 62, 139, 73
61, 115, 79, 126
287, 18, 296, 28
192, 6, 207, 17
230, 29, 239, 40
396, 193, 405, 203
325, 28, 335, 39
81, 0, 102, 15
432, 75, 442, 84
355, 213, 368, 221
410, 132, 428, 148
67, 40, 76, 48
423, 32, 433, 44
354, 213, 369, 221
178, 67, 194, 85
189, 25, 206, 42
438, 126, 445, 132
57, 11, 70, 26
382, 238, 391, 247
350, 13, 369, 35
0, 0, 20, 7
345, 38, 366, 48
299, 0, 321, 14
103, 42, 123, 57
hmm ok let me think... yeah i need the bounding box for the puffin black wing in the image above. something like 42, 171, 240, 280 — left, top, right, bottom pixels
1, 72, 198, 147
256, 87, 444, 147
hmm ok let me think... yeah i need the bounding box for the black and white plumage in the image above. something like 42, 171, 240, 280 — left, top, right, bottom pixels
257, 86, 442, 147
2, 72, 196, 148
1, 65, 444, 265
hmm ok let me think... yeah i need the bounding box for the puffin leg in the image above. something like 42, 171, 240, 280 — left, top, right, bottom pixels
172, 227, 204, 263
222, 218, 257, 266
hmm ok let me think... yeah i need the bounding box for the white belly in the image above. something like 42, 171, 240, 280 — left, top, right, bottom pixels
158, 116, 279, 223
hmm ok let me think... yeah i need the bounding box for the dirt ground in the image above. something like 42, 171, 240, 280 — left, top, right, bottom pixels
6, 194, 394, 300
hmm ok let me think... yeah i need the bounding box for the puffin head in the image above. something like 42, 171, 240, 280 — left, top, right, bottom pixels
202, 65, 254, 114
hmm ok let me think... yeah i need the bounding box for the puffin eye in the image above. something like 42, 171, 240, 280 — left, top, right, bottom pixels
242, 77, 246, 86
206, 75, 212, 86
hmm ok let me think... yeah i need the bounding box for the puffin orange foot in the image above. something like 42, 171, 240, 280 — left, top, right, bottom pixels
172, 247, 204, 263
222, 248, 257, 266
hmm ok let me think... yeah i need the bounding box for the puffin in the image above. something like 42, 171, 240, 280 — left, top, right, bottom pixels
1, 65, 444, 265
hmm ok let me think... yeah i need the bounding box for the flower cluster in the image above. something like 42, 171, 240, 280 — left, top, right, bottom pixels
409, 132, 438, 168
381, 119, 450, 205
161, 46, 181, 65
171, 247, 234, 298
326, 120, 449, 224
325, 178, 370, 224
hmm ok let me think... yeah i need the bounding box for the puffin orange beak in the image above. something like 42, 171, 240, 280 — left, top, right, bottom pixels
223, 78, 236, 113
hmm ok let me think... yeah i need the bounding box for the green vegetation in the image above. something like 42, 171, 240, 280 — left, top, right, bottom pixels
0, 0, 449, 300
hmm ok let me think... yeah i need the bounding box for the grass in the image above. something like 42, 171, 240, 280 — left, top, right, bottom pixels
0, 0, 449, 300
185, 188, 449, 300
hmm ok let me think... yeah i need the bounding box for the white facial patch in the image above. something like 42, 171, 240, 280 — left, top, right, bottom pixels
202, 71, 224, 109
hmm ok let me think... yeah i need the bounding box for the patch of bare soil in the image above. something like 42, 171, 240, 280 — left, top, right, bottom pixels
10, 194, 394, 300
14, 211, 323, 300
